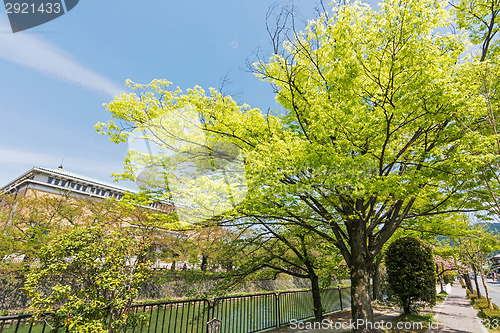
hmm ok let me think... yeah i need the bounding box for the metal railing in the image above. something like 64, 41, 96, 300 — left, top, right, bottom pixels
0, 287, 351, 333
212, 292, 278, 333
127, 298, 210, 333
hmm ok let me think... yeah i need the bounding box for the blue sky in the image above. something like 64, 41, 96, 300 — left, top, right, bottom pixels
0, 0, 320, 188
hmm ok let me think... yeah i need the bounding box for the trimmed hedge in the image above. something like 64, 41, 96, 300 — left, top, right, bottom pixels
465, 289, 500, 321
481, 308, 500, 320
385, 237, 436, 314
466, 290, 478, 301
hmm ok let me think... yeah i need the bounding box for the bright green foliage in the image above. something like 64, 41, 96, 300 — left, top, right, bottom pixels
96, 0, 496, 327
443, 271, 455, 285
457, 224, 500, 308
231, 224, 347, 284
228, 223, 347, 320
0, 192, 80, 271
24, 224, 152, 333
451, 0, 500, 217
96, 0, 476, 262
385, 237, 436, 314
453, 0, 500, 61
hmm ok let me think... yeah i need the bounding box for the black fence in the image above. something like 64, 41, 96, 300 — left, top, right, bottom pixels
0, 287, 350, 333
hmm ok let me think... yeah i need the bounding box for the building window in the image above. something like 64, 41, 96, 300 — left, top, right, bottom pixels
60, 181, 67, 187
54, 179, 60, 186
76, 184, 81, 191
95, 189, 101, 195
82, 186, 87, 192
47, 177, 53, 184
70, 182, 75, 188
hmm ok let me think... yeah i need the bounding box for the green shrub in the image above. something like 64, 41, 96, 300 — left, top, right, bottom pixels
467, 294, 499, 311
24, 225, 152, 333
385, 237, 436, 314
466, 290, 478, 301
474, 299, 491, 309
480, 308, 500, 321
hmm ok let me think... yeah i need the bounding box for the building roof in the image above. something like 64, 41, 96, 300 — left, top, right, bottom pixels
0, 166, 137, 197
38, 167, 135, 193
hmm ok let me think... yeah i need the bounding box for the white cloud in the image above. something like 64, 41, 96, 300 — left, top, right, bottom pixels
0, 19, 122, 97
230, 40, 239, 49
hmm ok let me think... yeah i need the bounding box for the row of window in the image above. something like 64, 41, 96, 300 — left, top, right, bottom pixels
47, 177, 123, 199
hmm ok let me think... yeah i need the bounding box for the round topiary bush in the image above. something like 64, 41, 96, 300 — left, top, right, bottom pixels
385, 237, 436, 314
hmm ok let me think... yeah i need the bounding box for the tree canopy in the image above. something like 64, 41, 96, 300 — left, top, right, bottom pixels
96, 0, 500, 329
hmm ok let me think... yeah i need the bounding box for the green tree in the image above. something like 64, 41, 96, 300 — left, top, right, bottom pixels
24, 224, 152, 333
385, 237, 436, 314
0, 192, 87, 310
457, 225, 500, 309
227, 220, 347, 320
374, 215, 469, 301
451, 0, 500, 221
96, 0, 487, 329
1, 190, 177, 328
453, 0, 500, 62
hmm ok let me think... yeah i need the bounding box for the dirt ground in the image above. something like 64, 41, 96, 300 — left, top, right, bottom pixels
269, 302, 431, 333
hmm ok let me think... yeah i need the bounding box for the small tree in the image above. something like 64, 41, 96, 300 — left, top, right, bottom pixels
457, 225, 500, 309
385, 237, 436, 314
24, 224, 153, 333
225, 220, 347, 320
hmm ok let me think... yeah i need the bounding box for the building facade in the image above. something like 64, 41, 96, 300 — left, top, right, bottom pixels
1, 166, 133, 200
1, 166, 181, 270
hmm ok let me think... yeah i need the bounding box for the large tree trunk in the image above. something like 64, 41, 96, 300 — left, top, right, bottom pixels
350, 230, 375, 333
310, 273, 323, 320
372, 256, 383, 301
351, 259, 375, 332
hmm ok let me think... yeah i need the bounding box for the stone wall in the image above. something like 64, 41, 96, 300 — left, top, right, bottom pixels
1, 271, 312, 311
137, 271, 312, 300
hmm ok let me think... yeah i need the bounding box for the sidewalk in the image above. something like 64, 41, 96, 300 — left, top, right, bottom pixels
271, 283, 488, 333
427, 283, 488, 333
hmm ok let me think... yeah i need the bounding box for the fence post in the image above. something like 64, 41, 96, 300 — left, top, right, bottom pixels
206, 299, 213, 333
276, 293, 280, 328
207, 318, 222, 333
338, 287, 343, 311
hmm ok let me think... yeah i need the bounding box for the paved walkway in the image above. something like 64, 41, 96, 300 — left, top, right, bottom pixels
271, 283, 488, 332
427, 283, 488, 333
